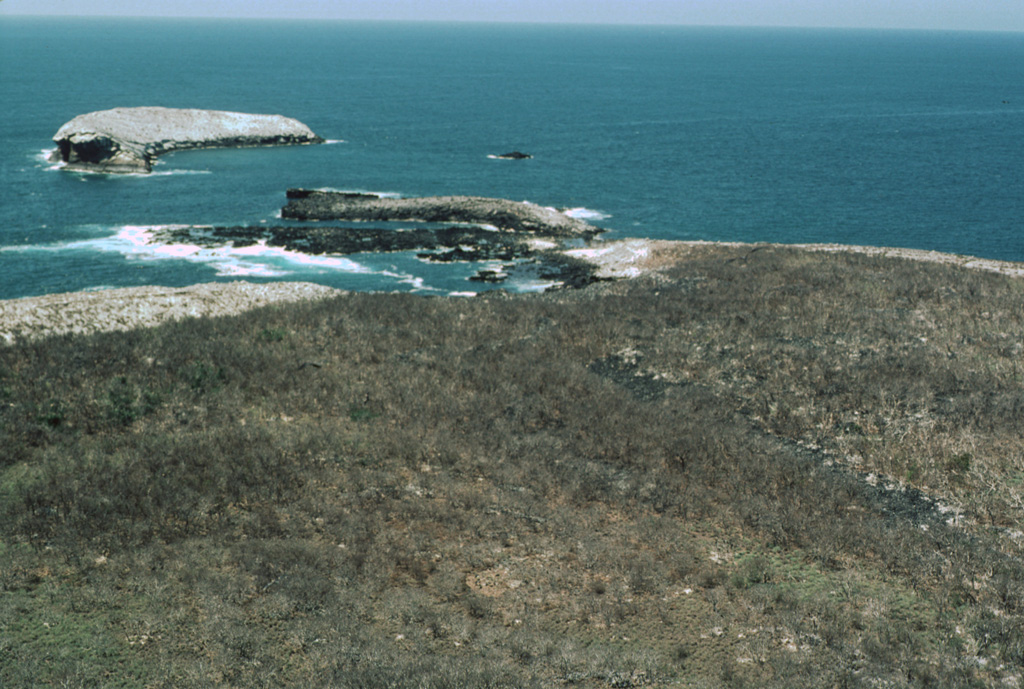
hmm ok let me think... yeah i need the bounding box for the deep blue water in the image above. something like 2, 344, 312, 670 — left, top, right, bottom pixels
2, 17, 1023, 299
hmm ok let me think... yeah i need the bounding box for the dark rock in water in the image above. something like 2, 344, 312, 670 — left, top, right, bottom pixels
492, 151, 532, 160
141, 187, 607, 289
469, 269, 510, 283
160, 224, 533, 260
285, 189, 378, 200
49, 107, 324, 174
274, 190, 605, 286
149, 224, 602, 289
281, 189, 601, 237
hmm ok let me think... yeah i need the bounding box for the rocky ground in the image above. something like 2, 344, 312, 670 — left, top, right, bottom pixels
0, 281, 341, 344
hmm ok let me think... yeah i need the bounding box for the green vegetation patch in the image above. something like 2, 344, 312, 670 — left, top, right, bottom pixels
0, 581, 148, 688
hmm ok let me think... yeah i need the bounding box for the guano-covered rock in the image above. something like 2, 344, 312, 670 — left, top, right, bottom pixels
49, 107, 324, 173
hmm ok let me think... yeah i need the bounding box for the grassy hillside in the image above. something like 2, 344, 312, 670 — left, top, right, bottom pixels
2, 244, 1023, 688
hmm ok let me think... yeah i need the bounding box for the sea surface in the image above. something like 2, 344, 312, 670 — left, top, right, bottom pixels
2, 17, 1023, 299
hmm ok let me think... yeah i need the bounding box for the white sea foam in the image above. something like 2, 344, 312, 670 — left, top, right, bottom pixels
38, 150, 211, 177
5, 225, 357, 281
46, 165, 212, 178
126, 227, 376, 277
38, 148, 59, 163
212, 260, 290, 278
386, 269, 446, 293
396, 275, 429, 291
313, 187, 403, 198
0, 225, 154, 254
51, 226, 447, 286
3, 223, 474, 292
0, 244, 53, 254
563, 207, 611, 221
228, 240, 370, 274
38, 148, 67, 172
144, 169, 213, 177
514, 279, 561, 292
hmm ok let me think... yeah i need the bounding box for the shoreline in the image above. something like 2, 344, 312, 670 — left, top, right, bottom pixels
565, 238, 1024, 280
4, 240, 1023, 343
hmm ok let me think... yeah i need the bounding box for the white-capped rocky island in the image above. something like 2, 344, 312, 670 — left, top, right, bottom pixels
49, 106, 324, 173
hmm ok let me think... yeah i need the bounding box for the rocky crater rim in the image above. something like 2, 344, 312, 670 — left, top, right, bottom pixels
281, 189, 602, 236
49, 106, 324, 173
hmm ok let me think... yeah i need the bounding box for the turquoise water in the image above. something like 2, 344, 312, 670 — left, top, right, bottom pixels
2, 17, 1023, 298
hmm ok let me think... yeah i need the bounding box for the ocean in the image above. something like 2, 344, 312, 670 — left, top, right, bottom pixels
2, 17, 1023, 299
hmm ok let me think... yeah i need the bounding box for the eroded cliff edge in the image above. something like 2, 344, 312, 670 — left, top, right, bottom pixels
49, 107, 324, 173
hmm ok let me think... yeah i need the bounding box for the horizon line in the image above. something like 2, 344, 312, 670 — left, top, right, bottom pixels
2, 13, 1023, 34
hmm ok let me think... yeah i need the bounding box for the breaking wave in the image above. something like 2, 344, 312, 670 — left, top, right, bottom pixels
106, 225, 372, 277
563, 207, 611, 221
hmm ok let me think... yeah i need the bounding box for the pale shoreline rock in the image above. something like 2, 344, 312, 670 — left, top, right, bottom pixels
567, 239, 1024, 281
49, 107, 324, 173
0, 281, 342, 344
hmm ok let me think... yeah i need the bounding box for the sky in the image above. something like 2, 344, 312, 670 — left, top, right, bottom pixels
0, 0, 1022, 32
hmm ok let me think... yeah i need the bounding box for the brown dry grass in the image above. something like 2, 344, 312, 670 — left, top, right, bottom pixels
2, 243, 1023, 688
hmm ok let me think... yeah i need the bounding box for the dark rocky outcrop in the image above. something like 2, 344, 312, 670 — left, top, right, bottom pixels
156, 224, 533, 260
49, 107, 324, 173
282, 190, 601, 237
150, 224, 602, 289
